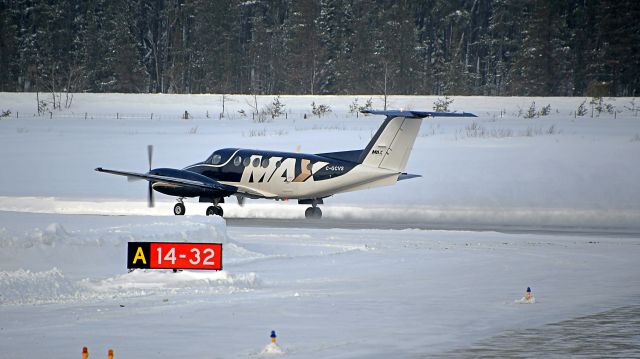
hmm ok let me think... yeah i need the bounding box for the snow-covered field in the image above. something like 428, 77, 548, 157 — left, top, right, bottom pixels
1, 93, 639, 357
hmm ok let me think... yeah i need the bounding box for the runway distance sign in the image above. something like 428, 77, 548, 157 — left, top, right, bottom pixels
127, 242, 222, 270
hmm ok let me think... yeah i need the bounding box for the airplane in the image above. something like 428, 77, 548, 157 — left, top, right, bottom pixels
95, 109, 476, 219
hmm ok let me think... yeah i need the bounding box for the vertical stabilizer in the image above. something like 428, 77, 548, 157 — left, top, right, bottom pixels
358, 110, 477, 172
359, 116, 422, 172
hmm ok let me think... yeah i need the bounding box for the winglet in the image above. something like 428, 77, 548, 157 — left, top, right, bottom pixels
360, 109, 477, 118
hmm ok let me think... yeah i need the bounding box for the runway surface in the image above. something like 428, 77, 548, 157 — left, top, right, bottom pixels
225, 217, 640, 238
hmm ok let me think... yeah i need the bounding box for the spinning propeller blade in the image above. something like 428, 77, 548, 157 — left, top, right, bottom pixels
147, 145, 155, 207
148, 182, 155, 207
147, 145, 153, 170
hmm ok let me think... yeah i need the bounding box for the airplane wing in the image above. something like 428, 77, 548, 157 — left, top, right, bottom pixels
95, 167, 237, 193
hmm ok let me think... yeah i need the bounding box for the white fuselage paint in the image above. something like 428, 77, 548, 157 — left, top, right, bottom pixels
223, 155, 399, 199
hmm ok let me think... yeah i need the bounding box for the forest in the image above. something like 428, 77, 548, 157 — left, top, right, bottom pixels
0, 0, 638, 97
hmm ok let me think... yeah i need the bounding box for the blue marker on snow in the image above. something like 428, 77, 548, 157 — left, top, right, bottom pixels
271, 330, 277, 343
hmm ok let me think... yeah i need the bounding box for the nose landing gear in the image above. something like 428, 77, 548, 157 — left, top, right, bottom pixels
173, 199, 186, 216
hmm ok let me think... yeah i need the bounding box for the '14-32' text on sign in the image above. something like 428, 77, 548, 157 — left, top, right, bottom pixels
127, 242, 222, 270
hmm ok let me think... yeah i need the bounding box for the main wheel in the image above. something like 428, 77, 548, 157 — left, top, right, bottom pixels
206, 206, 216, 216
214, 206, 224, 217
305, 207, 314, 219
174, 203, 186, 216
305, 207, 322, 219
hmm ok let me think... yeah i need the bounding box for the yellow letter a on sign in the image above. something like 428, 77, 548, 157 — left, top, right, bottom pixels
133, 246, 147, 265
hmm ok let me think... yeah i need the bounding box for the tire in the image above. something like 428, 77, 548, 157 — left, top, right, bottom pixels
206, 206, 216, 216
214, 206, 224, 217
305, 207, 314, 219
313, 207, 322, 219
174, 203, 186, 216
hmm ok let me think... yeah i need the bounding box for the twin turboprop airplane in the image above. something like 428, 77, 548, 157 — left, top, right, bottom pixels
96, 109, 476, 219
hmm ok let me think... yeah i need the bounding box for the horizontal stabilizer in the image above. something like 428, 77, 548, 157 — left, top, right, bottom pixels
361, 110, 477, 118
398, 173, 422, 181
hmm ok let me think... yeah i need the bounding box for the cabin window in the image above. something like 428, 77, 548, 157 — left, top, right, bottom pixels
261, 158, 270, 168
234, 156, 242, 166
275, 160, 282, 168
252, 158, 260, 167
243, 157, 251, 167
211, 154, 222, 165
306, 162, 312, 171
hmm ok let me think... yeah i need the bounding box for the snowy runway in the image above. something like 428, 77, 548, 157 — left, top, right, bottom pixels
1, 211, 639, 358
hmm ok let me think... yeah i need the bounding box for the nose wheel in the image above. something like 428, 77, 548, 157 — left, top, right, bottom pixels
305, 206, 322, 219
206, 206, 224, 217
173, 202, 186, 216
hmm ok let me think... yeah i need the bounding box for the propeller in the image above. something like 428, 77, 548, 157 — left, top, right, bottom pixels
148, 182, 155, 207
147, 145, 155, 207
147, 145, 153, 171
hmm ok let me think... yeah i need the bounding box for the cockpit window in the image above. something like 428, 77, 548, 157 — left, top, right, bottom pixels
206, 149, 235, 166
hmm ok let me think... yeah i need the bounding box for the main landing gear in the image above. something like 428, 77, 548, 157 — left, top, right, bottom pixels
173, 198, 224, 217
305, 206, 322, 219
206, 205, 224, 217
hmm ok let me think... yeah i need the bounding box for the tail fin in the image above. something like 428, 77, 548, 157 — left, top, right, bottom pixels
358, 116, 422, 172
358, 110, 476, 172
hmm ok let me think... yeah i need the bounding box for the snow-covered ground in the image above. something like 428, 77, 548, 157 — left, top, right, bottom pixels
1, 93, 639, 227
1, 93, 639, 357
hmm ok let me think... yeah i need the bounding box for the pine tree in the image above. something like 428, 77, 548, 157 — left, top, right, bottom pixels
283, 0, 322, 94
511, 0, 572, 96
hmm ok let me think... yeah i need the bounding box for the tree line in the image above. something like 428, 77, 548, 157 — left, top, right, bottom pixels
1, 0, 638, 97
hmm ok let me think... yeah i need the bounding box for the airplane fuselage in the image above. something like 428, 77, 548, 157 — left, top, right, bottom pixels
176, 148, 399, 200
